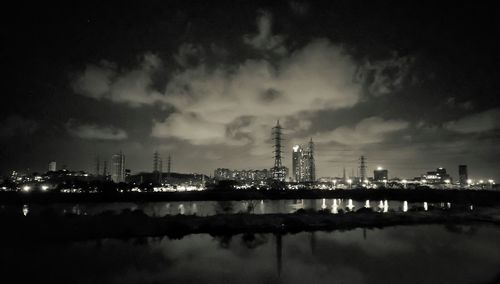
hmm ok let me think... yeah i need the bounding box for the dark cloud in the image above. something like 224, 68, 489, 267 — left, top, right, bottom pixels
243, 10, 287, 55
444, 108, 500, 134
66, 120, 128, 140
3, 1, 500, 179
0, 116, 39, 138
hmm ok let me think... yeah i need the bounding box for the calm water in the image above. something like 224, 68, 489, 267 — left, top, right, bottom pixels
2, 224, 499, 283
2, 199, 466, 217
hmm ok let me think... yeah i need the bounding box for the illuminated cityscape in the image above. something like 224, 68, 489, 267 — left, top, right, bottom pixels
2, 1, 500, 283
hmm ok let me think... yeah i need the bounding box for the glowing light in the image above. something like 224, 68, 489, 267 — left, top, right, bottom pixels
444, 179, 450, 184
332, 199, 338, 214
22, 185, 31, 192
292, 145, 300, 152
41, 185, 49, 191
22, 205, 29, 216
479, 180, 484, 184
467, 179, 472, 185
365, 200, 370, 208
383, 200, 388, 213
377, 166, 383, 171
347, 179, 352, 184
403, 201, 408, 212
378, 200, 384, 210
423, 202, 428, 211
363, 179, 369, 184
321, 198, 327, 209
347, 199, 355, 211
488, 179, 494, 184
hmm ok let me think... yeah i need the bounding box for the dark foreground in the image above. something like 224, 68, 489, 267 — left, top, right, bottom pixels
3, 207, 500, 241
2, 188, 500, 205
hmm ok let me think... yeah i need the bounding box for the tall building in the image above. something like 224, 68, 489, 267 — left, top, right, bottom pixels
291, 138, 315, 182
359, 156, 367, 181
292, 145, 303, 182
111, 151, 125, 183
48, 161, 56, 172
374, 167, 388, 181
302, 138, 315, 182
459, 165, 468, 185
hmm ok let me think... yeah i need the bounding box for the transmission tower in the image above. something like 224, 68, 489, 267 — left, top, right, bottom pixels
153, 151, 160, 172
272, 120, 285, 181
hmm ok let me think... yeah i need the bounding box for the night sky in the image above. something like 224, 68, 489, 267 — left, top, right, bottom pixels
2, 1, 500, 180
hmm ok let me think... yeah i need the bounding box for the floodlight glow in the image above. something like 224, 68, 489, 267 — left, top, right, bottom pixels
22, 185, 31, 192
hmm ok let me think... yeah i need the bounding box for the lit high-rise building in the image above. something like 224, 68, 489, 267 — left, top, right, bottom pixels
291, 138, 315, 183
111, 151, 125, 183
374, 167, 388, 181
459, 165, 468, 185
48, 161, 56, 172
292, 145, 303, 182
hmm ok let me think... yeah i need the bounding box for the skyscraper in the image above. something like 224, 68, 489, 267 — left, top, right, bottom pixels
359, 156, 367, 181
48, 161, 56, 172
292, 145, 303, 182
305, 138, 315, 182
459, 165, 468, 185
291, 138, 315, 182
111, 151, 125, 183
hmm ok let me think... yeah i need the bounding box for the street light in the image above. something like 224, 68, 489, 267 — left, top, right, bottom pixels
467, 179, 472, 187
347, 179, 352, 189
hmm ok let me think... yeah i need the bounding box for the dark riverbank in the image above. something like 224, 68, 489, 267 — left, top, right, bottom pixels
2, 189, 500, 205
2, 207, 500, 242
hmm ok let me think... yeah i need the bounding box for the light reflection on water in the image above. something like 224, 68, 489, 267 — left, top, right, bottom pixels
6, 199, 465, 217
2, 224, 500, 283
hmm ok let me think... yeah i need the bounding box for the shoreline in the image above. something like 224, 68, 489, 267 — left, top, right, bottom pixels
2, 208, 500, 242
1, 189, 500, 205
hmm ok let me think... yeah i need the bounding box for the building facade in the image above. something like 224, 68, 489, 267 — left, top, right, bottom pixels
111, 151, 125, 183
374, 167, 389, 181
48, 161, 56, 172
459, 165, 468, 185
291, 138, 315, 182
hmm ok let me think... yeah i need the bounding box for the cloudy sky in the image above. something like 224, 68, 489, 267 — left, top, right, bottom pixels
2, 1, 500, 180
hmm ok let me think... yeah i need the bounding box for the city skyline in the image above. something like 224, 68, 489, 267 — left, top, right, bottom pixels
2, 1, 500, 180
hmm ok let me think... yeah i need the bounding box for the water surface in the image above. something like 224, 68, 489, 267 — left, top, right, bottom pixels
3, 224, 499, 283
